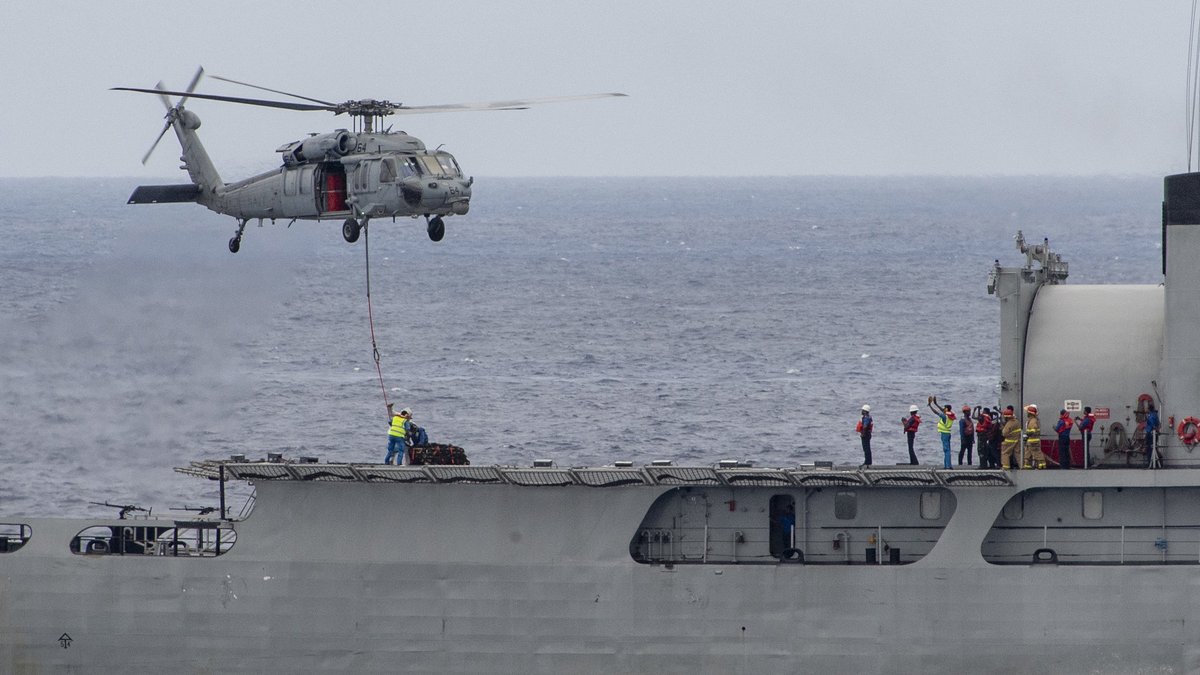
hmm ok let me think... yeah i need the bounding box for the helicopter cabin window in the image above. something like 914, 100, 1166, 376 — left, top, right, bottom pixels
400, 157, 419, 178
299, 166, 314, 195
283, 169, 300, 197
379, 158, 397, 183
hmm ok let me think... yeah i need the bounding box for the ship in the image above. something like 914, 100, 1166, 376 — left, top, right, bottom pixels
2, 174, 1200, 674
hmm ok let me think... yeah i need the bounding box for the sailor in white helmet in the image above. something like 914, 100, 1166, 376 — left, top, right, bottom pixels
902, 404, 922, 465
385, 403, 413, 465
857, 405, 874, 466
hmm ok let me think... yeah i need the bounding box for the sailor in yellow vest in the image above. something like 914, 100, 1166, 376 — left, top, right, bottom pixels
1023, 403, 1046, 469
385, 403, 413, 465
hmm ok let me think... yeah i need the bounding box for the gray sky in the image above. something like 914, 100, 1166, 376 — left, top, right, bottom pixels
0, 1, 1191, 178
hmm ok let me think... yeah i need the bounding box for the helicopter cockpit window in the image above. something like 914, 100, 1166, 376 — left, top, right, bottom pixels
399, 157, 419, 178
418, 155, 446, 177
436, 154, 461, 177
379, 158, 397, 183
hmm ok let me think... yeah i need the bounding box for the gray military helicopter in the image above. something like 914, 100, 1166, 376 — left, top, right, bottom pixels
114, 69, 625, 252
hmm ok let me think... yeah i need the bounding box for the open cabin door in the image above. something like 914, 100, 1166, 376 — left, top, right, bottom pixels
317, 163, 348, 214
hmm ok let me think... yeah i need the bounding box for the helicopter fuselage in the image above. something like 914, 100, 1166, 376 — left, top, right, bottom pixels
206, 130, 472, 223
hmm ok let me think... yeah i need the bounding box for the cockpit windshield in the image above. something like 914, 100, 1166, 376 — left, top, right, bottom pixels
417, 153, 462, 178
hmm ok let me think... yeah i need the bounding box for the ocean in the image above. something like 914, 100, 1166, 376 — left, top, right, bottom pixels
0, 175, 1165, 517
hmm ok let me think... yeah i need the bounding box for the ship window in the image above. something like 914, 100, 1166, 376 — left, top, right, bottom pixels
70, 522, 236, 557
1002, 494, 1024, 520
379, 158, 397, 183
920, 491, 942, 520
0, 523, 31, 553
1082, 491, 1103, 519
834, 491, 857, 520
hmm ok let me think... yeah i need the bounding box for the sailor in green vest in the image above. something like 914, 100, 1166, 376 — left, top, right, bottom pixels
385, 403, 412, 465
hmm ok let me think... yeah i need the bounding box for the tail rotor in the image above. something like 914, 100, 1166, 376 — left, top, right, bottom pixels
140, 67, 205, 165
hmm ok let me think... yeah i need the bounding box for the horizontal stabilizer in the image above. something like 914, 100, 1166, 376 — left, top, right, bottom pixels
127, 184, 201, 204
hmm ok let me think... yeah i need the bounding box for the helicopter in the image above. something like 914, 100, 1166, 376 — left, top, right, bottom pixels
113, 69, 625, 252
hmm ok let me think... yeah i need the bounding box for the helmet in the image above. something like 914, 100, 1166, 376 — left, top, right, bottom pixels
861, 405, 871, 412
399, 407, 412, 416
909, 405, 919, 413
962, 405, 971, 412
1025, 404, 1038, 414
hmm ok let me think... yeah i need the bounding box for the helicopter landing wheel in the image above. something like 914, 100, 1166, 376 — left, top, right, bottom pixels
427, 215, 445, 242
342, 218, 362, 244
228, 219, 247, 254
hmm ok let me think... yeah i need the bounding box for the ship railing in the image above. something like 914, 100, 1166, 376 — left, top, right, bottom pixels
202, 461, 1013, 488
983, 524, 1200, 564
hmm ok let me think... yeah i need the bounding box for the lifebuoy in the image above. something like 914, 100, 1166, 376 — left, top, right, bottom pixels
1177, 417, 1200, 446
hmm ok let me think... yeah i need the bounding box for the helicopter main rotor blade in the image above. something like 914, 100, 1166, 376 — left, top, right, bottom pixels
176, 66, 206, 108
111, 87, 333, 112
208, 74, 336, 107
391, 92, 629, 115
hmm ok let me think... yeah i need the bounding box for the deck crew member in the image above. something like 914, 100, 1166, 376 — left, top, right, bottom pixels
974, 407, 994, 468
1054, 409, 1073, 469
1075, 406, 1096, 468
928, 397, 955, 469
1145, 402, 1161, 468
1000, 406, 1021, 470
857, 405, 874, 466
902, 405, 921, 465
385, 403, 413, 465
958, 405, 975, 466
1023, 404, 1046, 469
988, 407, 1004, 468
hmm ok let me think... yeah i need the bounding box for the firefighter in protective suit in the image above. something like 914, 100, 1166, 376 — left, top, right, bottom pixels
1000, 406, 1021, 470
1023, 404, 1046, 469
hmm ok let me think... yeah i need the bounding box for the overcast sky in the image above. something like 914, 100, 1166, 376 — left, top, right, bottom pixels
0, 1, 1192, 178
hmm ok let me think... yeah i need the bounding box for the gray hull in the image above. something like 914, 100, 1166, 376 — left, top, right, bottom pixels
3, 471, 1200, 674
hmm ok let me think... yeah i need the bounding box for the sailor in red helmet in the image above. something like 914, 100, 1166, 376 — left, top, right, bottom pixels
1054, 409, 1074, 469
958, 405, 975, 466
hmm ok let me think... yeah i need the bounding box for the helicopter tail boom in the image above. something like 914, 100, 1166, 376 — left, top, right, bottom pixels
127, 184, 202, 204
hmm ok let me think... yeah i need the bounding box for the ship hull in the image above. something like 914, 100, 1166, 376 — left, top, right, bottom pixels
2, 475, 1199, 674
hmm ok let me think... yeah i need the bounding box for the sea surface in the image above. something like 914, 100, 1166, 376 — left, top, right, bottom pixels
0, 175, 1165, 517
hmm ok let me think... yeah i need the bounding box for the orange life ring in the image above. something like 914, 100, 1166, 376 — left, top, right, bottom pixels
1177, 417, 1200, 446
